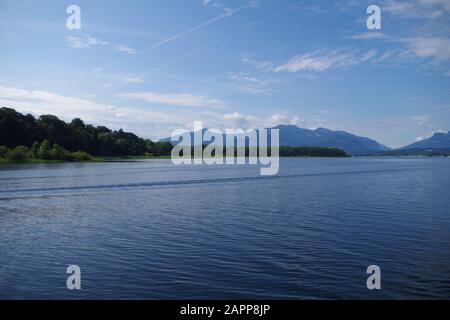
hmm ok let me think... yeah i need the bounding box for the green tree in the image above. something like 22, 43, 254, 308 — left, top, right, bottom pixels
30, 141, 40, 157
37, 139, 51, 159
0, 146, 8, 158
6, 146, 33, 162
1, 107, 164, 158
69, 151, 93, 161
49, 144, 68, 160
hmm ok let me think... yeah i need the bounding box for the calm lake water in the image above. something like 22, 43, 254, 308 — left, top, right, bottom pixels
0, 158, 449, 299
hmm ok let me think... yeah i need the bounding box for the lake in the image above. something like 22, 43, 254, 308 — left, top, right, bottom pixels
0, 157, 449, 299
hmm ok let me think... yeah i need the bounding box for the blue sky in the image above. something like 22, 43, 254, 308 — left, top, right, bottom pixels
0, 0, 449, 147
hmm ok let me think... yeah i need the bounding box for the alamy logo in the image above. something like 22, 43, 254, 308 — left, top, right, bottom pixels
66, 5, 81, 30
66, 265, 81, 290
366, 5, 381, 30
170, 121, 279, 176
366, 265, 381, 290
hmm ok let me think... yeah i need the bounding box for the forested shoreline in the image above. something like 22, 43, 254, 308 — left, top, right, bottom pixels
0, 107, 173, 163
0, 107, 347, 164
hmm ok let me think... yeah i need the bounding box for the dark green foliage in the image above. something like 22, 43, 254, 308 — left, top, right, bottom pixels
150, 141, 173, 156
37, 140, 51, 159
197, 145, 348, 158
0, 146, 7, 158
0, 107, 172, 157
68, 151, 93, 161
5, 146, 33, 162
373, 148, 450, 157
0, 108, 42, 147
0, 143, 93, 162
49, 144, 67, 160
279, 146, 347, 157
30, 141, 40, 157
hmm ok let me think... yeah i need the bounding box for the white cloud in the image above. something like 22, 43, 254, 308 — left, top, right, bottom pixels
201, 0, 233, 14
114, 44, 137, 54
347, 32, 388, 40
66, 35, 136, 54
405, 37, 450, 61
361, 49, 378, 62
118, 92, 226, 108
0, 85, 190, 139
382, 0, 449, 18
221, 112, 299, 129
66, 35, 109, 49
87, 73, 146, 85
374, 51, 396, 62
241, 57, 274, 72
274, 49, 375, 73
415, 129, 446, 141
347, 33, 450, 68
383, 0, 417, 14
228, 72, 275, 95
0, 85, 301, 139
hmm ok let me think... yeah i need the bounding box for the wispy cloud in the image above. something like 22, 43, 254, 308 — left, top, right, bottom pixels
329, 33, 450, 71
86, 73, 145, 86
348, 33, 450, 69
382, 0, 450, 18
228, 72, 275, 95
241, 57, 274, 72
123, 42, 212, 87
118, 92, 226, 108
79, 4, 252, 79
222, 112, 300, 129
66, 35, 108, 49
114, 45, 137, 54
347, 32, 388, 40
201, 0, 232, 15
274, 49, 377, 73
405, 37, 450, 61
66, 35, 136, 54
361, 49, 378, 62
374, 51, 396, 63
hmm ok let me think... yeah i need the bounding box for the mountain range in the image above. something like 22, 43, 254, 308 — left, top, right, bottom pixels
400, 131, 450, 150
164, 125, 450, 156
164, 125, 390, 155
273, 125, 390, 155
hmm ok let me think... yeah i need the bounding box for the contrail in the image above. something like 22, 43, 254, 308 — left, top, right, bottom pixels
75, 4, 251, 81
118, 42, 213, 88
121, 7, 288, 86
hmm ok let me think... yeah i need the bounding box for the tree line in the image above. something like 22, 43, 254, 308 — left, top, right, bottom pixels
0, 107, 173, 160
278, 146, 347, 157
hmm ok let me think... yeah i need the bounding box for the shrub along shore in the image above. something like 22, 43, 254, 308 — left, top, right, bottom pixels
0, 141, 96, 164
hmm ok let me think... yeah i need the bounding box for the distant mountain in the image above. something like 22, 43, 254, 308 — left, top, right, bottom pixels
273, 125, 390, 155
400, 131, 450, 150
163, 124, 390, 155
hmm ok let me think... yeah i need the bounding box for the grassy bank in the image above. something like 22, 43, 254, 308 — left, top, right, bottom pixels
102, 155, 172, 161
0, 155, 175, 166
0, 157, 105, 166
0, 144, 349, 166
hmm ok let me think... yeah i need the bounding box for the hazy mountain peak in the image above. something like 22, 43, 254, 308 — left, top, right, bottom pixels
271, 125, 390, 155
401, 131, 450, 150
